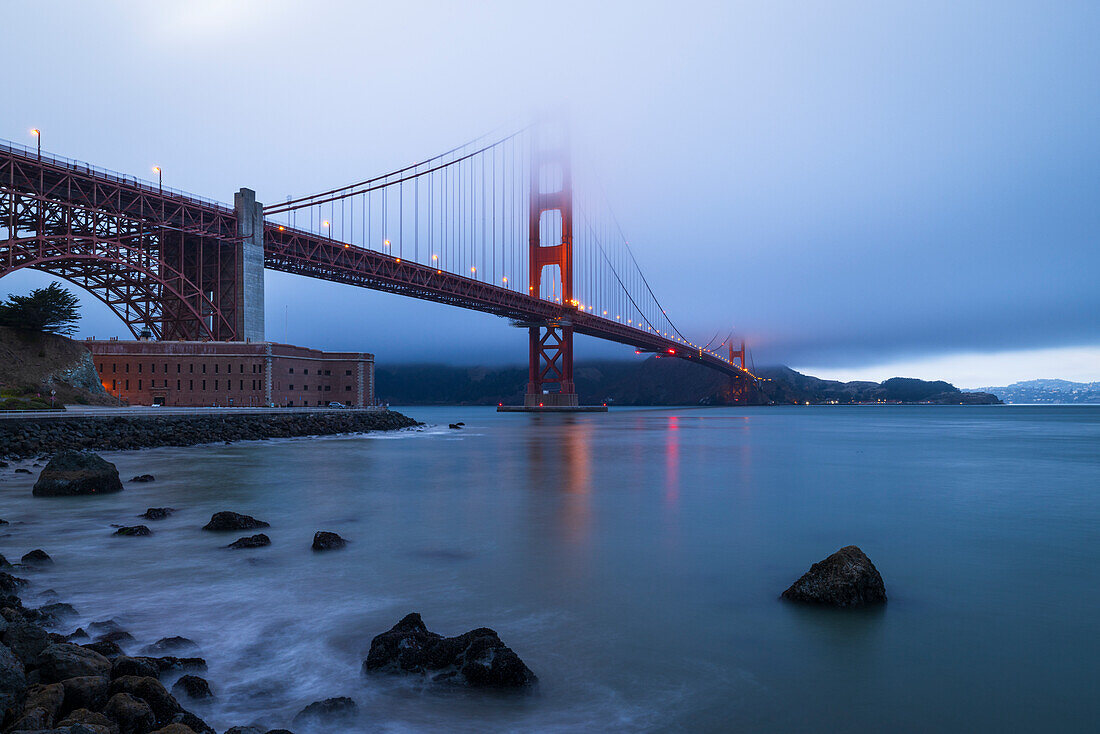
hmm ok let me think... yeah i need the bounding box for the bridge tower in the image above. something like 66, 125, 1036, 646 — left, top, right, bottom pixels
729, 339, 746, 370
525, 130, 578, 407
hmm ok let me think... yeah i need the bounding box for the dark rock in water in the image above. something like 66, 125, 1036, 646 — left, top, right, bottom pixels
227, 533, 271, 549
82, 639, 124, 659
364, 612, 537, 687
202, 511, 269, 532
114, 525, 153, 537
172, 673, 213, 700
36, 642, 112, 682
0, 518, 8, 524
97, 628, 136, 645
143, 636, 199, 655
0, 641, 27, 716
152, 655, 207, 673
21, 549, 53, 564
60, 673, 110, 713
293, 696, 358, 725
311, 531, 347, 551
89, 619, 124, 634
224, 727, 264, 734
448, 423, 462, 429
131, 474, 156, 483
0, 571, 29, 595
112, 654, 160, 680
15, 468, 31, 474
104, 690, 156, 732
142, 507, 175, 520
781, 545, 887, 607
32, 450, 123, 497
0, 553, 11, 568
35, 602, 78, 628
67, 627, 89, 641
265, 730, 295, 734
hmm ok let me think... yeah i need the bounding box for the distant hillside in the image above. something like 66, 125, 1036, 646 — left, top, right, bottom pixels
0, 326, 113, 407
970, 379, 1100, 404
376, 357, 1001, 406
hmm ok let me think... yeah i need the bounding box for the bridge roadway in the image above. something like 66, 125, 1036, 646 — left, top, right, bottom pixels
2, 139, 746, 379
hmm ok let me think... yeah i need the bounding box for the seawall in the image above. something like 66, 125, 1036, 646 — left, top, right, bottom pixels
0, 410, 421, 460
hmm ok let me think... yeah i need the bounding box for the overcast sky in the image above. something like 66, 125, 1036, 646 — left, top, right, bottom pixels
3, 1, 1098, 387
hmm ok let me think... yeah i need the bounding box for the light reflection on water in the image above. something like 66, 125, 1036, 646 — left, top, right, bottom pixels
0, 406, 1097, 733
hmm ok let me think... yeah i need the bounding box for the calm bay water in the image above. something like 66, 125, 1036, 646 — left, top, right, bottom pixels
1, 405, 1098, 732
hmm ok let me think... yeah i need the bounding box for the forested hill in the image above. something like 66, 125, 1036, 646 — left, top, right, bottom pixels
374, 357, 1001, 406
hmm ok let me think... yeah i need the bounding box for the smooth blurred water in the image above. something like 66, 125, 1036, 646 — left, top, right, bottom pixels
1, 405, 1097, 733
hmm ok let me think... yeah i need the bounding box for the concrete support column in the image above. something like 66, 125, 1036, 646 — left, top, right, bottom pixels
264, 342, 273, 406
234, 188, 265, 342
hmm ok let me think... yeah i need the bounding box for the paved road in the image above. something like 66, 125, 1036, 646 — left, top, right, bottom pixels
0, 405, 389, 421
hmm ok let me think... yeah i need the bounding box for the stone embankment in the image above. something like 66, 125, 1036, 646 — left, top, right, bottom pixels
0, 411, 420, 461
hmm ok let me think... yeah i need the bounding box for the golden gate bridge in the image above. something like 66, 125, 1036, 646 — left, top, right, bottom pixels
1, 124, 751, 408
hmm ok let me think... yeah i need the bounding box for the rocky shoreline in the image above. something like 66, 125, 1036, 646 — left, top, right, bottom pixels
0, 412, 421, 462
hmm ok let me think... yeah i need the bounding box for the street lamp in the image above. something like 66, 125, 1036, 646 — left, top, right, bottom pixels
152, 166, 162, 193
30, 129, 40, 160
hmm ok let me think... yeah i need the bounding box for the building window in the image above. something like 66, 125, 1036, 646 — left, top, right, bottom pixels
202, 380, 206, 390
138, 379, 142, 389
345, 370, 352, 376
239, 380, 243, 391
177, 380, 181, 390
202, 364, 206, 374
304, 369, 309, 375
215, 364, 219, 374
325, 385, 331, 391
112, 364, 116, 373
125, 364, 129, 373
215, 380, 219, 391
138, 363, 143, 374
289, 368, 294, 374
345, 385, 351, 391
289, 384, 294, 390
190, 363, 194, 373
240, 364, 244, 374
189, 380, 194, 390
176, 364, 181, 373
125, 380, 130, 389
112, 380, 117, 389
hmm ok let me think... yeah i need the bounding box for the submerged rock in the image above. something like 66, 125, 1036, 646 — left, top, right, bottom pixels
202, 512, 269, 532
364, 613, 537, 688
15, 468, 31, 474
142, 507, 175, 520
131, 474, 156, 483
143, 636, 199, 655
21, 549, 53, 564
172, 673, 213, 700
115, 525, 153, 537
292, 696, 358, 725
311, 531, 347, 551
227, 534, 271, 549
781, 545, 887, 607
32, 450, 123, 497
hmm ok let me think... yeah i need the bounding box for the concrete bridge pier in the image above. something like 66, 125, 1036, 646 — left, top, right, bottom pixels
234, 188, 265, 342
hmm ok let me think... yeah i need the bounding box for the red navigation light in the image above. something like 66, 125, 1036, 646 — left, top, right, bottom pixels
667, 348, 675, 355
539, 403, 544, 407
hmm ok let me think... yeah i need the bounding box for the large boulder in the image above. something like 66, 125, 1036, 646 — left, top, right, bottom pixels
114, 526, 152, 537
111, 655, 160, 680
292, 696, 358, 726
21, 549, 53, 564
60, 674, 111, 714
108, 675, 183, 724
141, 508, 174, 521
32, 450, 123, 497
363, 613, 537, 688
57, 707, 119, 733
103, 691, 155, 734
781, 545, 887, 607
36, 643, 112, 682
0, 641, 27, 721
201, 512, 269, 532
2, 617, 50, 664
171, 674, 212, 701
142, 637, 198, 656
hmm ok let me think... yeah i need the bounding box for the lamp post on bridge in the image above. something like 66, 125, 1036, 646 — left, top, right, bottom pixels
30, 129, 40, 160
152, 166, 162, 193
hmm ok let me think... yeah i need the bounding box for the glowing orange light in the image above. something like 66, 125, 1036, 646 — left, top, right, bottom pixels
384, 239, 390, 247
502, 277, 508, 283
322, 220, 330, 227
30, 129, 39, 136
278, 226, 285, 231
395, 258, 401, 263
152, 166, 160, 174
431, 254, 438, 261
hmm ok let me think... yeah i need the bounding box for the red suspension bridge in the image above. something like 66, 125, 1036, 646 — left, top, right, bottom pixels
1, 125, 751, 407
